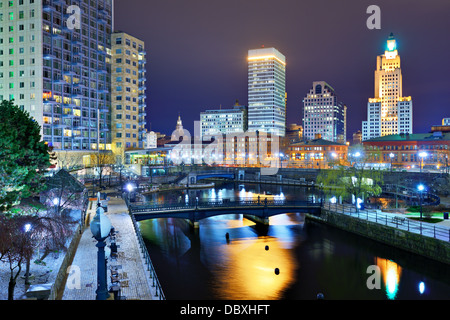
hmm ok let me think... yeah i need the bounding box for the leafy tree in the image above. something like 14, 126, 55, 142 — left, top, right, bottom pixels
317, 148, 383, 210
0, 100, 51, 211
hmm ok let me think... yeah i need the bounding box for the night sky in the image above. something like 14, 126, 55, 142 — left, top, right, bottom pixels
114, 0, 450, 138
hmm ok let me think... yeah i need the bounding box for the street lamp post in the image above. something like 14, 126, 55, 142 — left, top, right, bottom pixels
419, 152, 427, 173
389, 153, 395, 172
417, 184, 425, 221
24, 223, 32, 285
90, 202, 112, 300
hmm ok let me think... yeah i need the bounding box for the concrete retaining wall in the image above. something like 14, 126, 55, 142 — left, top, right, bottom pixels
306, 209, 450, 265
48, 223, 83, 300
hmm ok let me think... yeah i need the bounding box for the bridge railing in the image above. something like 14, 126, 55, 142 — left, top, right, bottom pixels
127, 197, 321, 213
323, 202, 450, 242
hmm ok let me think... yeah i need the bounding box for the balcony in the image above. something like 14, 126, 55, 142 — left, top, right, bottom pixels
98, 105, 110, 113
71, 38, 83, 46
97, 67, 107, 74
43, 52, 56, 60
51, 32, 64, 40
63, 69, 75, 76
43, 2, 53, 12
73, 50, 85, 57
73, 82, 86, 88
97, 16, 107, 24
70, 91, 83, 99
53, 77, 66, 85
43, 98, 57, 105
73, 124, 87, 130
71, 58, 83, 67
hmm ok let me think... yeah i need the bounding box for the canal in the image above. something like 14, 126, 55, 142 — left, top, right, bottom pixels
138, 182, 450, 300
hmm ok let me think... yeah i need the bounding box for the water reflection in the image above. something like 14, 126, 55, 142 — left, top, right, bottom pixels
375, 257, 402, 300
139, 182, 450, 300
209, 230, 295, 300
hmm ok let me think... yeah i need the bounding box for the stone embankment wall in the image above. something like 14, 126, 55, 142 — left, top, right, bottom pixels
306, 209, 450, 265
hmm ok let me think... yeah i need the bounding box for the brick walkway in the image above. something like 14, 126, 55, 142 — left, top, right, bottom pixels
62, 196, 159, 300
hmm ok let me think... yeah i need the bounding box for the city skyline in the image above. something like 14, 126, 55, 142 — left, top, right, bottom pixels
114, 0, 450, 138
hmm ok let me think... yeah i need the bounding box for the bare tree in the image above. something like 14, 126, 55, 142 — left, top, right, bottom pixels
38, 169, 86, 260
54, 151, 84, 171
90, 151, 114, 190
0, 214, 34, 300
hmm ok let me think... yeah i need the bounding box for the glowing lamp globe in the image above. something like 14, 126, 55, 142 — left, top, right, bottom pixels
90, 207, 111, 241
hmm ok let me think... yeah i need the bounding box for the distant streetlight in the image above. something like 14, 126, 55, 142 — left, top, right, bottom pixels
419, 152, 427, 173
126, 183, 134, 193
389, 153, 395, 172
417, 184, 425, 220
419, 282, 426, 294
24, 223, 32, 233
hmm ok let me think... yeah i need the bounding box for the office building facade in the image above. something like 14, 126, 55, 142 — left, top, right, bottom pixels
200, 101, 247, 138
362, 33, 413, 141
247, 47, 286, 137
302, 81, 346, 143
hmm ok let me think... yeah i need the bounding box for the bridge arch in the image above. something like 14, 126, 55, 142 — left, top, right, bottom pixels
128, 199, 321, 228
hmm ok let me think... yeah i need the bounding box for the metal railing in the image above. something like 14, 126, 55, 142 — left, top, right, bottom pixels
127, 197, 320, 214
382, 184, 440, 205
128, 208, 166, 300
322, 202, 450, 242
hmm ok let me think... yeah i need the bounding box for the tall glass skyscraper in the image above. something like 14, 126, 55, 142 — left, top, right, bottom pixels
0, 0, 113, 160
247, 47, 286, 137
362, 33, 413, 141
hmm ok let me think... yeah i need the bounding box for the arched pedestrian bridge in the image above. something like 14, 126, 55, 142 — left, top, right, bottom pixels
125, 197, 322, 228
180, 170, 239, 185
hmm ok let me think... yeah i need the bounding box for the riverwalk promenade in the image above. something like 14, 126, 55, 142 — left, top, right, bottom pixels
61, 195, 162, 300
310, 202, 450, 265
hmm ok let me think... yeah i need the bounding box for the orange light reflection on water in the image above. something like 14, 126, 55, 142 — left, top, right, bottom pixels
375, 257, 402, 299
209, 215, 298, 300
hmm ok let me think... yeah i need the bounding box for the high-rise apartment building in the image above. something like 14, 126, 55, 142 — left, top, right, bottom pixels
302, 81, 346, 143
247, 47, 286, 137
110, 31, 147, 161
200, 101, 247, 138
0, 0, 113, 164
362, 33, 413, 141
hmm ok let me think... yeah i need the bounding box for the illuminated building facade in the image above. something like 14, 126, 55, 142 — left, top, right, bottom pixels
362, 130, 450, 170
0, 0, 113, 159
247, 47, 286, 137
200, 101, 247, 138
111, 31, 147, 161
287, 134, 348, 169
302, 81, 347, 143
362, 33, 413, 141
